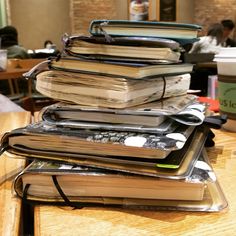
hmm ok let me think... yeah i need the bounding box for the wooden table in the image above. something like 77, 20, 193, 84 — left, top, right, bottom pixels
0, 59, 43, 95
0, 68, 29, 95
33, 129, 236, 236
196, 61, 217, 69
0, 67, 30, 80
0, 112, 31, 236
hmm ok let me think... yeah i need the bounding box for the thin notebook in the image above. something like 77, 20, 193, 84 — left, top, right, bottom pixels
40, 94, 205, 127
89, 20, 202, 40
2, 126, 207, 178
1, 121, 195, 159
48, 57, 193, 79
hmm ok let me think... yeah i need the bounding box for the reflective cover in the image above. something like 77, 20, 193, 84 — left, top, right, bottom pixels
40, 94, 205, 127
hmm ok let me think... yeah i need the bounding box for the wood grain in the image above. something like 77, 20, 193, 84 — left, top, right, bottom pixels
0, 112, 31, 236
34, 128, 236, 236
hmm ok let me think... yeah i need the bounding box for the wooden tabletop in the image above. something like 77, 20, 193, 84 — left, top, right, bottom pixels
196, 62, 217, 69
34, 128, 236, 236
0, 112, 31, 236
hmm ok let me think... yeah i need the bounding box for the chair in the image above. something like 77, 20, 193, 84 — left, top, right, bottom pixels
5, 58, 44, 96
3, 59, 55, 113
183, 53, 217, 96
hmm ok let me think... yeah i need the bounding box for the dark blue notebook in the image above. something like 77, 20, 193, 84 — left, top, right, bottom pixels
89, 20, 202, 42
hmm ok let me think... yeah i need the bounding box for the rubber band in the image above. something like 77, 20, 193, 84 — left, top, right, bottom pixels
160, 76, 166, 99
97, 22, 114, 43
22, 184, 30, 203
52, 175, 83, 209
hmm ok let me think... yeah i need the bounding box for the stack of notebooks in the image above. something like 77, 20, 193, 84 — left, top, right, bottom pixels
1, 20, 228, 211
32, 21, 199, 108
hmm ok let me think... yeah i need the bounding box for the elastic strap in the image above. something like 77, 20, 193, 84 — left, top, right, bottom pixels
97, 22, 114, 43
62, 33, 70, 47
22, 184, 30, 203
0, 143, 7, 156
55, 52, 62, 62
161, 76, 167, 99
52, 175, 83, 209
203, 114, 227, 129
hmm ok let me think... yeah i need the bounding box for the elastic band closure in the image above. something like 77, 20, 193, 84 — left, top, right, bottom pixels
52, 175, 83, 209
55, 53, 62, 62
22, 184, 31, 204
160, 76, 167, 99
62, 33, 70, 47
0, 143, 7, 156
97, 22, 114, 43
203, 114, 227, 129
23, 60, 50, 79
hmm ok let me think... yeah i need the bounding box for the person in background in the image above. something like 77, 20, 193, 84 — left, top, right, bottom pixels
0, 25, 30, 59
189, 23, 224, 54
44, 40, 54, 49
44, 39, 59, 54
188, 23, 224, 96
221, 19, 236, 47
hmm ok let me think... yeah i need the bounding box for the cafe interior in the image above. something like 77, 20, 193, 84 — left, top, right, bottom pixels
1, 0, 236, 235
